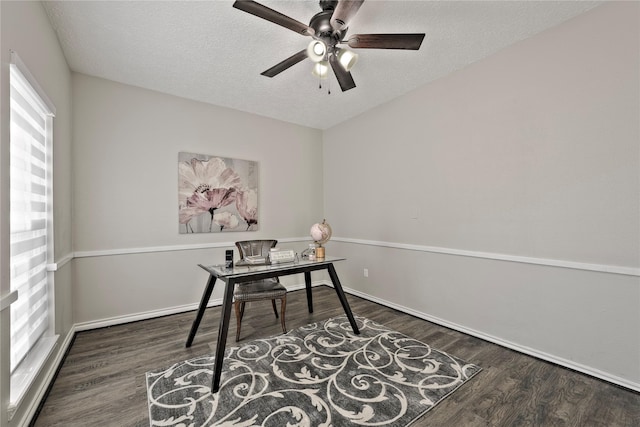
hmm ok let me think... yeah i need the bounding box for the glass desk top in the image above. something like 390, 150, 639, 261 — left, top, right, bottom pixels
199, 256, 346, 279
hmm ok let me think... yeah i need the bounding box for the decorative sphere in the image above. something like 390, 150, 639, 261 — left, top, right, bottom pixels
310, 220, 332, 245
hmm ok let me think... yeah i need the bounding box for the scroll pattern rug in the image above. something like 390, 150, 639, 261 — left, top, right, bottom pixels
146, 316, 481, 426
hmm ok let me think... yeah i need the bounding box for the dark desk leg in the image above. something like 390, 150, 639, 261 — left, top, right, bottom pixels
304, 271, 313, 313
327, 264, 360, 335
186, 274, 217, 347
211, 278, 235, 393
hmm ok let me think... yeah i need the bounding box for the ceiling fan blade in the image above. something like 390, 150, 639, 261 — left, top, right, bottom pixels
329, 53, 356, 92
330, 0, 365, 31
261, 50, 308, 78
347, 33, 425, 50
233, 0, 315, 37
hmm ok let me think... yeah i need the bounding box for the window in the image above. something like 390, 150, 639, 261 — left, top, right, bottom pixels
9, 51, 57, 414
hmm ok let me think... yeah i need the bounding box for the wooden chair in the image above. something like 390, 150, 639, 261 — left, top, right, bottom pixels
233, 240, 287, 341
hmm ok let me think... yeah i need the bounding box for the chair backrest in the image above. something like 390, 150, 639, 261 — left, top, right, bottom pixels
235, 240, 278, 260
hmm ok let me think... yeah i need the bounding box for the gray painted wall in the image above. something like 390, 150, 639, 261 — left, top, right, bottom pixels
323, 2, 639, 388
71, 74, 324, 323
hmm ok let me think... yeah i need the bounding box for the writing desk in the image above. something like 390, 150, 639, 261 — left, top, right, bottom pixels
186, 256, 360, 393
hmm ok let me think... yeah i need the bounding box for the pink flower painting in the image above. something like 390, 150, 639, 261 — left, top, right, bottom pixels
236, 189, 258, 230
178, 153, 258, 233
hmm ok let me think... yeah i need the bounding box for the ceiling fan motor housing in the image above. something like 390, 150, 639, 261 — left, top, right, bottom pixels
310, 3, 345, 53
319, 0, 338, 12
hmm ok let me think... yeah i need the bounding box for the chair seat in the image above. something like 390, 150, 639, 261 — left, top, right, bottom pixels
233, 239, 287, 342
234, 279, 287, 302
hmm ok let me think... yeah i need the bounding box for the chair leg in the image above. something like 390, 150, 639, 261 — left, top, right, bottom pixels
271, 299, 279, 318
234, 301, 242, 342
280, 296, 287, 334
239, 302, 245, 322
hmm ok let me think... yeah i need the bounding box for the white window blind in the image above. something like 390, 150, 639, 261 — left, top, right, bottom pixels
9, 54, 55, 374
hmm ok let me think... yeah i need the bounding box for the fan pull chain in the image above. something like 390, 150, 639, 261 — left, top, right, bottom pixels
317, 71, 330, 95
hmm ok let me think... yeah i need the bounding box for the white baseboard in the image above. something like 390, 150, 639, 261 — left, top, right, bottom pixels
74, 281, 322, 331
32, 278, 637, 427
76, 280, 640, 392
340, 285, 640, 393
74, 301, 222, 332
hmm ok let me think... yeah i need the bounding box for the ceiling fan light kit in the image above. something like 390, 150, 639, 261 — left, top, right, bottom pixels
336, 48, 358, 71
232, 0, 425, 92
307, 40, 327, 62
312, 61, 330, 79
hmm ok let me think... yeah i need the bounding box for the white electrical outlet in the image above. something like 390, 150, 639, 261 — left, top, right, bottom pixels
364, 268, 369, 278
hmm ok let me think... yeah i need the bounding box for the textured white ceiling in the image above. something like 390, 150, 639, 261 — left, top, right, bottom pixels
43, 0, 602, 130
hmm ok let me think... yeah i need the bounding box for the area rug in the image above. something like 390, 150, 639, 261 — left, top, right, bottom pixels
146, 316, 481, 426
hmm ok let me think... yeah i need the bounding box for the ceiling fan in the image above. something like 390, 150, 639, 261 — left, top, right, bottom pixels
232, 0, 425, 92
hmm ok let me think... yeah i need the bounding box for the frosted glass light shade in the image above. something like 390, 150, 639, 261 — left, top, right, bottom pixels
312, 61, 329, 79
307, 40, 327, 63
337, 48, 358, 71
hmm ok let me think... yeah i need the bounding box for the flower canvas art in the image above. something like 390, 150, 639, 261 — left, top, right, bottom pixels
178, 152, 258, 233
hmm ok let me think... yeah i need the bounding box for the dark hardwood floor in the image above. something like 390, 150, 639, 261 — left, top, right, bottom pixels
32, 286, 639, 426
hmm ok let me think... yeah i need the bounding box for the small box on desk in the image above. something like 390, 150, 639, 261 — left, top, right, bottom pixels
269, 249, 296, 264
